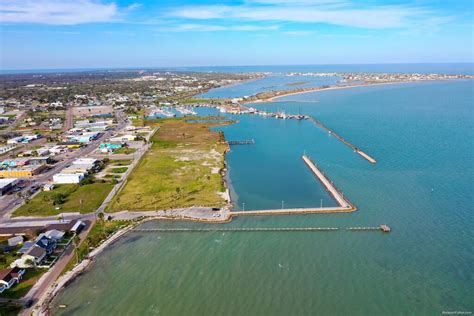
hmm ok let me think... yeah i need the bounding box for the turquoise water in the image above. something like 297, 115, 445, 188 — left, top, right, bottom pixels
53, 80, 473, 315
197, 75, 341, 98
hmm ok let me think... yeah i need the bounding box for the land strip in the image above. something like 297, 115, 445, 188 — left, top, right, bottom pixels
107, 118, 233, 212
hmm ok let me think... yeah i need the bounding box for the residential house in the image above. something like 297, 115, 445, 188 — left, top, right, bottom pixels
0, 267, 25, 293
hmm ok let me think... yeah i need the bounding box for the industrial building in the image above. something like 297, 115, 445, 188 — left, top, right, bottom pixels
0, 178, 19, 196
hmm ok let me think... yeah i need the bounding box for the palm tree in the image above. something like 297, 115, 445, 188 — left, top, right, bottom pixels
73, 235, 81, 264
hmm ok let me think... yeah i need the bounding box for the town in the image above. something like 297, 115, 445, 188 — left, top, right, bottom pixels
0, 69, 471, 315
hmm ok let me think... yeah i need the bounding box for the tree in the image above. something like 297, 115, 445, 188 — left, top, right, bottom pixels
73, 235, 81, 264
52, 193, 66, 205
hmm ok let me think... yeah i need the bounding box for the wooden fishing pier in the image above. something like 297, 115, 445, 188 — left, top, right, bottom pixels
132, 225, 390, 233
133, 227, 339, 233
228, 139, 255, 145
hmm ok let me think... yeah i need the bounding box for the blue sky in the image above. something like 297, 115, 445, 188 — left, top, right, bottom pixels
1, 0, 473, 69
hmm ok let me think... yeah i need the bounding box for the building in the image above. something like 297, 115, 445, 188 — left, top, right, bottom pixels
71, 220, 86, 234
28, 156, 53, 166
0, 165, 46, 178
62, 165, 93, 174
43, 230, 65, 241
53, 173, 84, 184
20, 246, 47, 266
100, 142, 124, 153
35, 235, 57, 254
0, 178, 19, 196
110, 134, 136, 142
0, 267, 25, 293
0, 144, 17, 155
7, 236, 23, 247
72, 158, 98, 166
43, 183, 55, 191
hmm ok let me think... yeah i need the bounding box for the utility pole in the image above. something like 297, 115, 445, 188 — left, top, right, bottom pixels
281, 200, 284, 209
242, 202, 245, 211
320, 199, 323, 208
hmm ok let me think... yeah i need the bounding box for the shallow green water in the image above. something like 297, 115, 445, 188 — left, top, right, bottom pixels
53, 80, 473, 315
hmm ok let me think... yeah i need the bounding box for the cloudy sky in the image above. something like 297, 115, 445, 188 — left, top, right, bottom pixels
1, 0, 473, 69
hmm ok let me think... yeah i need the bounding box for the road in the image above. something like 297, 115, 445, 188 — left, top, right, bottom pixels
0, 112, 128, 220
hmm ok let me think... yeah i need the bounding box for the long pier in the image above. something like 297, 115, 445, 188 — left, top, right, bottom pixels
132, 225, 390, 233
302, 155, 352, 208
133, 227, 339, 232
228, 139, 255, 145
307, 116, 377, 164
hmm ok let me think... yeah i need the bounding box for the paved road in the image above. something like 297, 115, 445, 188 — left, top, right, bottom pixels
0, 112, 128, 220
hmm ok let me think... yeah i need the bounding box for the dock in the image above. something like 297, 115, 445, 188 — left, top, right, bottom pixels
302, 155, 352, 208
228, 139, 255, 145
307, 116, 377, 164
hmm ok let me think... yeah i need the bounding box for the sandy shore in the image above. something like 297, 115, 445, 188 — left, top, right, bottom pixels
261, 80, 447, 103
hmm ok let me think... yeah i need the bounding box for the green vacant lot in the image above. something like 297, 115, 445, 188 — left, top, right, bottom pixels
108, 118, 231, 211
113, 147, 136, 155
108, 167, 128, 174
13, 182, 114, 217
108, 159, 132, 166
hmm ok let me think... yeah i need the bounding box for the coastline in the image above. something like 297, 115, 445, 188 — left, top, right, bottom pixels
254, 79, 465, 103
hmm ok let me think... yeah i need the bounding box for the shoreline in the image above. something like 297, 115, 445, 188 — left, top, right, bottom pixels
254, 79, 469, 103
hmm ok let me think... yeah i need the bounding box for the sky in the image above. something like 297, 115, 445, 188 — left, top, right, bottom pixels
0, 0, 473, 70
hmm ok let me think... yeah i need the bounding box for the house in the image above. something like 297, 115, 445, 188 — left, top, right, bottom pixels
53, 173, 84, 184
7, 236, 23, 247
0, 267, 25, 293
18, 241, 35, 254
43, 230, 65, 241
35, 235, 57, 254
21, 246, 47, 266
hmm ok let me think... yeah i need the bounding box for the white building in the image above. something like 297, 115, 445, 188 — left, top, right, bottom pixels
53, 173, 84, 184
110, 134, 136, 142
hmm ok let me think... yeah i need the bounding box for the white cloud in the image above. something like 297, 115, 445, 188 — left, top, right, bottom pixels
160, 24, 279, 32
0, 0, 124, 25
283, 31, 314, 36
168, 3, 438, 29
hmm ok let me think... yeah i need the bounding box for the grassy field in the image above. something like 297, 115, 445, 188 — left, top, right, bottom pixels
108, 118, 231, 211
108, 167, 128, 174
0, 304, 21, 316
108, 159, 132, 166
0, 269, 46, 299
180, 98, 213, 104
113, 147, 136, 155
13, 182, 114, 217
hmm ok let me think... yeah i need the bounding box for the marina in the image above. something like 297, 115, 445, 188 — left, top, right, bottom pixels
197, 101, 377, 164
